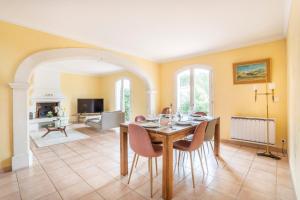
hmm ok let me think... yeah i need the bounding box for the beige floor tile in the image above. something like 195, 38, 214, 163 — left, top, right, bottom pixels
41, 160, 68, 172
19, 180, 56, 200
198, 188, 235, 200
58, 180, 93, 200
85, 173, 116, 189
237, 188, 274, 200
36, 192, 62, 200
0, 191, 21, 200
277, 185, 297, 200
250, 162, 276, 174
16, 165, 45, 180
97, 180, 132, 200
0, 182, 19, 199
243, 178, 276, 197
79, 192, 104, 200
245, 170, 276, 184
277, 174, 294, 188
117, 191, 146, 200
76, 166, 104, 179
207, 176, 241, 198
135, 179, 162, 199
52, 173, 83, 190
0, 172, 17, 186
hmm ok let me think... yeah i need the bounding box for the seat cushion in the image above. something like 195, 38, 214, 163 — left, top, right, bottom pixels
173, 140, 191, 151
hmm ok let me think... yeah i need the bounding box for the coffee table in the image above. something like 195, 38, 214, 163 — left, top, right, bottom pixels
42, 118, 71, 138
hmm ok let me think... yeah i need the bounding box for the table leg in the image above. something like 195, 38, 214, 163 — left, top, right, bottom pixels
42, 129, 50, 138
120, 127, 128, 176
62, 127, 68, 137
162, 136, 173, 200
214, 118, 220, 156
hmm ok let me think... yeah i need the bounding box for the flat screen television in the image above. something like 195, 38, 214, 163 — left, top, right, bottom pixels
77, 99, 103, 113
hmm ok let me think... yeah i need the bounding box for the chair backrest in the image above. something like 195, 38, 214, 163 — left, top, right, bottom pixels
135, 115, 146, 122
128, 124, 157, 157
204, 119, 217, 141
194, 112, 207, 116
161, 107, 171, 114
101, 111, 125, 130
189, 121, 208, 151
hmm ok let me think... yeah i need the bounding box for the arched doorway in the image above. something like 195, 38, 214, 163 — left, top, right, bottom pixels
9, 48, 156, 170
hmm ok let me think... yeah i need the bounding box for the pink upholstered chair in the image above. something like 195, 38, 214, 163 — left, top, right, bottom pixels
173, 121, 208, 188
134, 115, 162, 170
161, 107, 171, 114
135, 115, 146, 122
194, 111, 207, 116
128, 124, 163, 197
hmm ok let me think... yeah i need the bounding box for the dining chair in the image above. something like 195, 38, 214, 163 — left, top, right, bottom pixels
203, 119, 219, 166
134, 115, 161, 171
128, 124, 163, 197
173, 121, 208, 188
194, 111, 207, 116
161, 107, 171, 114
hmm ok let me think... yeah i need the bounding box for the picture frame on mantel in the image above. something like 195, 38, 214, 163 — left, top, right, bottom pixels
233, 58, 271, 84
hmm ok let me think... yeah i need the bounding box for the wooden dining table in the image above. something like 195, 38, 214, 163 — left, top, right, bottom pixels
120, 117, 220, 200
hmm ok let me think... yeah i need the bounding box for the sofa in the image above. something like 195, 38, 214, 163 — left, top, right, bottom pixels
85, 111, 125, 130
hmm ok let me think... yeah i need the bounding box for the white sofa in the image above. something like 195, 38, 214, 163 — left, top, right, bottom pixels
85, 111, 125, 130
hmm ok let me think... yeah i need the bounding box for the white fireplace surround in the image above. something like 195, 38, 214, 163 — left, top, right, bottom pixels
29, 67, 65, 119
9, 48, 157, 171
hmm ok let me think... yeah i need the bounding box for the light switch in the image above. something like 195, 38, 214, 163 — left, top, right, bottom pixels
274, 96, 279, 102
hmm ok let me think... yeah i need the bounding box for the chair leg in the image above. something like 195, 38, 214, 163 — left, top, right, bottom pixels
189, 152, 195, 188
174, 150, 177, 171
177, 151, 181, 173
206, 142, 210, 154
149, 157, 153, 198
209, 141, 219, 166
202, 146, 209, 172
135, 155, 139, 168
155, 157, 158, 176
128, 153, 137, 184
197, 149, 205, 174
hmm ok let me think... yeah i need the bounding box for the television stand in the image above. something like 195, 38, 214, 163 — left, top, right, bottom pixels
73, 113, 101, 123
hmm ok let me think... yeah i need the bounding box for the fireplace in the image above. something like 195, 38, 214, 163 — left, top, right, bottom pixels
36, 102, 59, 118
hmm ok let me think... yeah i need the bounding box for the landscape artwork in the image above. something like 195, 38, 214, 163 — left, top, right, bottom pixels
233, 59, 270, 84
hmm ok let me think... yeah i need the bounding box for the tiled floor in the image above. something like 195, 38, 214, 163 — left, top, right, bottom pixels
0, 125, 296, 200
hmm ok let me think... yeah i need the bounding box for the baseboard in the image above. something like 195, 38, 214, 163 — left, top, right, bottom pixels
0, 166, 12, 173
221, 139, 286, 153
12, 151, 33, 171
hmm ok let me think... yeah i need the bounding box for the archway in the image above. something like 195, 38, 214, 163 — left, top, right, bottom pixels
9, 48, 157, 170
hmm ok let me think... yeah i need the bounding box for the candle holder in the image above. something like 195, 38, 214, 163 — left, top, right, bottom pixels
254, 83, 280, 160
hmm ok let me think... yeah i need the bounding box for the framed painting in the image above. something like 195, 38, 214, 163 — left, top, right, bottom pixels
233, 58, 271, 84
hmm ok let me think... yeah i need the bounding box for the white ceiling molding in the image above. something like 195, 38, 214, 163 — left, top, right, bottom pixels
283, 0, 292, 34
0, 0, 289, 62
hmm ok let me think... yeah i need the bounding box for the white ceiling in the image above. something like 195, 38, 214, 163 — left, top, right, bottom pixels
38, 59, 123, 76
0, 0, 289, 62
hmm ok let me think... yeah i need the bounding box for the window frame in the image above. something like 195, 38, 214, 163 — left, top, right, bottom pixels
115, 78, 132, 120
175, 65, 213, 115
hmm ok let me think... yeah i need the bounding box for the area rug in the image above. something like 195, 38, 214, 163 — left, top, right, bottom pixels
30, 129, 90, 147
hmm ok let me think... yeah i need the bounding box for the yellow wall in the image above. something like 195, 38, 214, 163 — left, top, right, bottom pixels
0, 20, 159, 170
60, 73, 103, 118
60, 71, 148, 121
160, 40, 287, 147
287, 0, 300, 197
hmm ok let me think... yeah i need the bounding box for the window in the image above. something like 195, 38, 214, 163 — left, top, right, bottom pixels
115, 79, 131, 121
176, 67, 212, 114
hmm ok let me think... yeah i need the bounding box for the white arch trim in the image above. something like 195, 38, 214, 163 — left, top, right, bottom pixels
10, 48, 156, 170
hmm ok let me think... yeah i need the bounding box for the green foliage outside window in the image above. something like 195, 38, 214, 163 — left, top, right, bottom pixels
123, 88, 131, 121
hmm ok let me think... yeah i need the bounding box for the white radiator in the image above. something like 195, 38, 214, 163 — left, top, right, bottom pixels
231, 116, 275, 144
